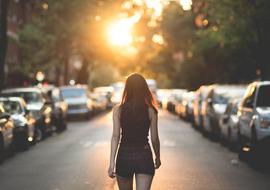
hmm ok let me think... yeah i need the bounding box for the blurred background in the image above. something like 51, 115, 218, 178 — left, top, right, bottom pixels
1, 0, 270, 190
1, 0, 269, 89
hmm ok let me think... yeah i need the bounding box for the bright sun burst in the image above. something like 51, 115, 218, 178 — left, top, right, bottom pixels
107, 19, 133, 46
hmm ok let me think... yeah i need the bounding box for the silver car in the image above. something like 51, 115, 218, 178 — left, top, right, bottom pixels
60, 85, 93, 119
201, 85, 246, 138
219, 99, 242, 147
238, 81, 270, 160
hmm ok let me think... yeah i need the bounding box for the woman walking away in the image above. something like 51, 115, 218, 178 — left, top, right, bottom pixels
108, 73, 161, 190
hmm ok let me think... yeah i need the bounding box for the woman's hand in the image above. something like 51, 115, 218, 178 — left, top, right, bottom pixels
155, 157, 161, 169
108, 164, 116, 178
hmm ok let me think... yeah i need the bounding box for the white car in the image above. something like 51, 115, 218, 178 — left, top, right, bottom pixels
238, 81, 270, 160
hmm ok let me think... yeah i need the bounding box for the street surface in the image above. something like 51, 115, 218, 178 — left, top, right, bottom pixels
0, 110, 270, 190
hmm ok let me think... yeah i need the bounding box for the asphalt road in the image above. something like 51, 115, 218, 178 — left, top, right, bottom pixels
0, 110, 270, 190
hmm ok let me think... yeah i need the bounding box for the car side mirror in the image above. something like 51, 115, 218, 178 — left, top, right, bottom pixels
207, 98, 213, 105
44, 99, 52, 105
221, 115, 229, 124
24, 109, 30, 115
245, 99, 253, 108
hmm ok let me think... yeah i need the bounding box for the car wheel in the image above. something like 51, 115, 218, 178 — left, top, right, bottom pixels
237, 131, 247, 161
249, 127, 262, 168
21, 132, 30, 151
0, 135, 4, 163
34, 128, 43, 142
220, 132, 226, 146
62, 120, 67, 130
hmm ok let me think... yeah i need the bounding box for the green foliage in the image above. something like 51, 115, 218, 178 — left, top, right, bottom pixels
19, 0, 122, 84
89, 61, 120, 87
147, 0, 270, 89
18, 0, 270, 88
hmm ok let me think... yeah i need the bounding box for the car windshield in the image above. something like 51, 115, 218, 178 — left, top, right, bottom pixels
213, 87, 246, 104
0, 101, 23, 115
256, 85, 270, 107
61, 88, 87, 99
4, 92, 43, 104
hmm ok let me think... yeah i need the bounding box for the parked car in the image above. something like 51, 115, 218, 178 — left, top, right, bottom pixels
238, 81, 270, 160
176, 91, 195, 121
164, 89, 187, 113
201, 85, 246, 138
91, 92, 108, 112
93, 86, 114, 109
111, 82, 124, 105
41, 85, 68, 131
0, 104, 14, 161
60, 85, 94, 119
219, 99, 242, 147
156, 89, 170, 108
146, 79, 157, 95
193, 85, 211, 129
1, 87, 53, 141
0, 97, 36, 150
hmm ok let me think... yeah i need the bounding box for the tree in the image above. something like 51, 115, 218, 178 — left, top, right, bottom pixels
0, 0, 8, 89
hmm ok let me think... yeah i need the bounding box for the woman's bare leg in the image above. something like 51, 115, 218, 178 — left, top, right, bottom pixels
135, 174, 153, 190
117, 175, 133, 190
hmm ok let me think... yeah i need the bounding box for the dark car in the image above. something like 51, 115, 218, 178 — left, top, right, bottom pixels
201, 85, 246, 139
0, 104, 14, 162
1, 87, 53, 141
0, 97, 36, 150
41, 85, 68, 132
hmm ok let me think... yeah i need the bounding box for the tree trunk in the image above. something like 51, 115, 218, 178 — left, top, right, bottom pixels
76, 60, 89, 84
0, 0, 8, 90
64, 57, 69, 85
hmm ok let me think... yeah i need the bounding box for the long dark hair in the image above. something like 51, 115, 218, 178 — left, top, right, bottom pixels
120, 73, 158, 113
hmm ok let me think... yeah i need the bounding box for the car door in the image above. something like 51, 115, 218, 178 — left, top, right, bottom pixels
239, 85, 256, 138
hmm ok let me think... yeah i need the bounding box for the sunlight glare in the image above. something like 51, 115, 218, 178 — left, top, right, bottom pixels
152, 34, 164, 45
179, 0, 192, 11
108, 19, 133, 46
107, 13, 142, 47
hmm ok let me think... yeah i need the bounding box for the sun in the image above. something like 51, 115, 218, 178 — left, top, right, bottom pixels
107, 19, 133, 46
180, 0, 192, 11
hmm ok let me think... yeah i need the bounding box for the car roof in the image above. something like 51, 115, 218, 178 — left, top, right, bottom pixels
0, 97, 25, 103
93, 86, 114, 92
38, 85, 56, 92
252, 81, 270, 86
2, 87, 42, 93
60, 85, 88, 90
210, 84, 247, 91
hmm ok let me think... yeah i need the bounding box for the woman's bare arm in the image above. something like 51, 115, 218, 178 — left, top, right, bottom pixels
108, 105, 121, 178
149, 108, 161, 169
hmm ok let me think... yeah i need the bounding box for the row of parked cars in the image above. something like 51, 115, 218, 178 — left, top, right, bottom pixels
161, 81, 270, 165
0, 84, 113, 162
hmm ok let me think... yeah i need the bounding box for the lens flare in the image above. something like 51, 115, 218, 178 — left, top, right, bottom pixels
107, 20, 133, 46
179, 0, 192, 11
107, 13, 141, 47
